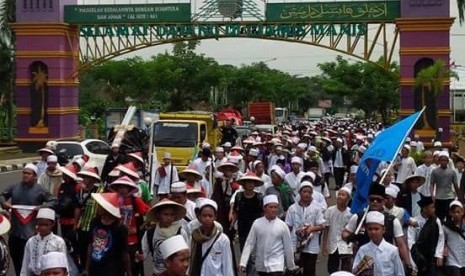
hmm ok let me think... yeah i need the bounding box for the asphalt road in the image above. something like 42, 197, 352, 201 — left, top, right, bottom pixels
0, 170, 332, 276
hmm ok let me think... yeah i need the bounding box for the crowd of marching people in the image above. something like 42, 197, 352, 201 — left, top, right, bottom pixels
0, 117, 465, 276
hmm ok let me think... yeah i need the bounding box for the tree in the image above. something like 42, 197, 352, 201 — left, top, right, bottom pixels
415, 59, 458, 129
458, 0, 464, 24
317, 56, 399, 122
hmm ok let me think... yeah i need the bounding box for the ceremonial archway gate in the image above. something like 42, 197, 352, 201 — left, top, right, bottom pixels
12, 0, 453, 149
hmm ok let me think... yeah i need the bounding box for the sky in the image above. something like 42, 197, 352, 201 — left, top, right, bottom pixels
77, 0, 465, 77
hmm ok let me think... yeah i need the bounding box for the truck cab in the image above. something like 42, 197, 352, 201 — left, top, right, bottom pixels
151, 112, 220, 170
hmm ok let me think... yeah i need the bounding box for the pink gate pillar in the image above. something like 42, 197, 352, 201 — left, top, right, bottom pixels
396, 0, 454, 146
12, 0, 80, 151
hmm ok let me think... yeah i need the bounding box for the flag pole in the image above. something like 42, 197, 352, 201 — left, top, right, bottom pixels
353, 107, 426, 236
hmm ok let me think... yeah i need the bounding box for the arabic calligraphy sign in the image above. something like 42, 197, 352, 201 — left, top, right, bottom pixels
266, 1, 400, 22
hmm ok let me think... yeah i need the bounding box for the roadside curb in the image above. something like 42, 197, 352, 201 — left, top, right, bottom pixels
0, 160, 38, 173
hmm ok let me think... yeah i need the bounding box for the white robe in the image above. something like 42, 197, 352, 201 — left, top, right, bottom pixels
153, 164, 179, 195
20, 233, 67, 276
195, 231, 234, 276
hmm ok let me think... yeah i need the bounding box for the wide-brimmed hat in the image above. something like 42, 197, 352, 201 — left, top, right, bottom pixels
231, 145, 244, 152
116, 163, 140, 180
109, 176, 138, 192
37, 148, 54, 155
217, 162, 239, 173
92, 193, 121, 218
128, 152, 144, 165
77, 166, 101, 182
179, 169, 203, 181
0, 214, 11, 236
321, 137, 332, 143
403, 174, 425, 186
59, 164, 77, 180
146, 199, 186, 223
237, 173, 264, 187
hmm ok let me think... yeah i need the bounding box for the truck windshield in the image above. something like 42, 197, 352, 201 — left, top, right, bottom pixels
153, 122, 198, 147
275, 109, 284, 117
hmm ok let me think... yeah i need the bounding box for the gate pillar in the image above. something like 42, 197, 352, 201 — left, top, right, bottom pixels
12, 0, 80, 151
397, 0, 454, 145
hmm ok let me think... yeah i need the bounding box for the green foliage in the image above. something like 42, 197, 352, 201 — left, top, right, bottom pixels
415, 59, 458, 98
459, 0, 465, 24
315, 56, 399, 122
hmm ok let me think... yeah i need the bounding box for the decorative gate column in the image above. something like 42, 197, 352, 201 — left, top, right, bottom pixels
397, 0, 454, 145
12, 0, 80, 151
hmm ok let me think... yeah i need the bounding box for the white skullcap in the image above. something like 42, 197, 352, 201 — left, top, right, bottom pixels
308, 146, 317, 152
433, 150, 440, 156
433, 141, 442, 147
350, 165, 358, 174
253, 160, 263, 168
163, 152, 172, 159
249, 148, 259, 157
291, 156, 302, 165
403, 144, 411, 152
337, 187, 352, 197
38, 252, 68, 273
37, 208, 55, 221
297, 143, 307, 150
385, 187, 398, 199
336, 138, 343, 143
366, 211, 384, 225
263, 194, 279, 207
406, 137, 411, 142
330, 272, 355, 276
450, 200, 463, 209
170, 182, 187, 193
270, 165, 286, 179
46, 155, 58, 163
305, 171, 316, 182
160, 235, 189, 260
439, 151, 449, 158
223, 142, 232, 147
299, 181, 313, 191
215, 146, 224, 153
198, 198, 218, 211
24, 163, 38, 175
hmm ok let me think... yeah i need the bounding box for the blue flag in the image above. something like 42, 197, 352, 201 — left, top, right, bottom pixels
351, 110, 424, 213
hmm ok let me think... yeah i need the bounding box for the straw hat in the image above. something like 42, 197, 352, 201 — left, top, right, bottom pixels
146, 199, 186, 223
128, 152, 144, 165
237, 173, 264, 187
92, 193, 121, 218
38, 148, 54, 155
116, 163, 140, 180
0, 214, 11, 236
403, 174, 426, 186
59, 164, 77, 180
217, 162, 239, 174
109, 176, 139, 192
179, 168, 203, 181
77, 166, 101, 182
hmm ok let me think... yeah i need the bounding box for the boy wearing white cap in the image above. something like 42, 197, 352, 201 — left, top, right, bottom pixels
284, 157, 305, 198
240, 195, 297, 275
159, 235, 190, 276
322, 187, 352, 274
444, 200, 465, 275
37, 155, 62, 195
285, 182, 325, 276
21, 208, 67, 276
38, 252, 69, 276
393, 145, 417, 187
353, 211, 405, 276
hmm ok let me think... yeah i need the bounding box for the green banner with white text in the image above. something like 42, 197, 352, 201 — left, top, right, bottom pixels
266, 1, 400, 23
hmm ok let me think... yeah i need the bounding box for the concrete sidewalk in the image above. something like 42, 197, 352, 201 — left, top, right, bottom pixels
0, 156, 39, 172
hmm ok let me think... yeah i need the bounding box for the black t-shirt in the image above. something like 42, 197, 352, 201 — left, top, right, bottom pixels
220, 127, 238, 145
233, 192, 263, 236
88, 218, 128, 276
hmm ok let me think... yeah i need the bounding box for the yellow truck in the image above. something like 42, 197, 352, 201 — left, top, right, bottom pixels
149, 111, 221, 170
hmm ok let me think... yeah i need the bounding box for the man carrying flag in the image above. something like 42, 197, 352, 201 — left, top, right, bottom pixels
342, 109, 425, 273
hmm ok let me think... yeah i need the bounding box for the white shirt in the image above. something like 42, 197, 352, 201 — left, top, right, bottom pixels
36, 161, 48, 177
285, 201, 325, 254
284, 171, 305, 198
324, 205, 352, 254
345, 211, 404, 239
197, 231, 234, 276
240, 217, 296, 273
353, 239, 405, 276
153, 164, 179, 195
333, 148, 345, 168
415, 164, 436, 196
20, 233, 67, 276
395, 156, 417, 184
179, 199, 196, 231
444, 221, 465, 268
384, 206, 406, 225
407, 215, 444, 259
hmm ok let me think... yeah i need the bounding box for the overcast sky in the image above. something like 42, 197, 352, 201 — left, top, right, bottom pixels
77, 0, 465, 77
